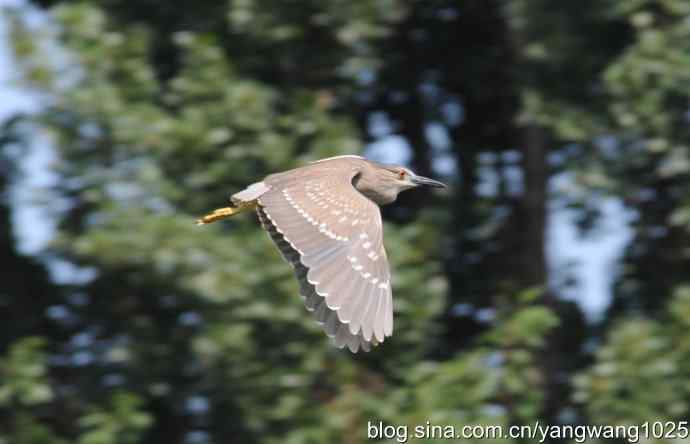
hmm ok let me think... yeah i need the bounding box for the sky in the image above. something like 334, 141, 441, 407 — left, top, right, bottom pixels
0, 0, 634, 321
1, 0, 57, 254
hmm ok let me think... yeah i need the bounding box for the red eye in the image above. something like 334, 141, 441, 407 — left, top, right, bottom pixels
398, 170, 406, 179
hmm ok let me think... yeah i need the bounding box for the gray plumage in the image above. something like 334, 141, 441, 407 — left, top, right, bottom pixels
225, 155, 445, 353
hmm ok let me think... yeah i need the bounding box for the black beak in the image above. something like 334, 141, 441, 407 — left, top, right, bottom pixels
411, 175, 447, 188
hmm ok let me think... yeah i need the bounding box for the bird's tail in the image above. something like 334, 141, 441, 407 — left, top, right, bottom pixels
196, 201, 257, 225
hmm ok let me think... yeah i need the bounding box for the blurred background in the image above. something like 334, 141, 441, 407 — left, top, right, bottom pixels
1, 0, 690, 443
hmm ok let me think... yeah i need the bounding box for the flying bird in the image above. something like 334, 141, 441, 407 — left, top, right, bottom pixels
197, 155, 446, 352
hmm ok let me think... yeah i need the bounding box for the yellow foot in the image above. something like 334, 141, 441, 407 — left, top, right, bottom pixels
196, 202, 256, 225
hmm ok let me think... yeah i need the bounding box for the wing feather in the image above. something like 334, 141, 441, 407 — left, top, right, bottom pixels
347, 281, 374, 336
325, 310, 339, 337
384, 289, 394, 337
314, 299, 328, 324
305, 291, 321, 312
322, 267, 359, 309
346, 333, 360, 353
258, 158, 394, 352
346, 273, 371, 324
373, 289, 386, 342
361, 292, 378, 341
335, 324, 351, 348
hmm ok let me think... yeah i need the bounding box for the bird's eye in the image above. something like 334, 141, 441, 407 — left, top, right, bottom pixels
398, 170, 406, 179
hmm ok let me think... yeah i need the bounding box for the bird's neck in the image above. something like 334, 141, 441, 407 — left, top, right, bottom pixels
352, 173, 398, 205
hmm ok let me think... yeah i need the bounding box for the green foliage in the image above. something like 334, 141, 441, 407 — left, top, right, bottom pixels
5, 1, 444, 442
78, 393, 151, 444
0, 337, 53, 407
4, 0, 690, 442
359, 290, 559, 443
575, 286, 690, 424
0, 339, 151, 444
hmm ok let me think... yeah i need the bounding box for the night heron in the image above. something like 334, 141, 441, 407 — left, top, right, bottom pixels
197, 155, 446, 352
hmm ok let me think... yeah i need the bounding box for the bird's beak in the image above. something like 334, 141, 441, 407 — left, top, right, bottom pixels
411, 174, 447, 188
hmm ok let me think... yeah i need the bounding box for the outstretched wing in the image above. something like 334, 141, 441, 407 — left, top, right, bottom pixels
257, 160, 393, 352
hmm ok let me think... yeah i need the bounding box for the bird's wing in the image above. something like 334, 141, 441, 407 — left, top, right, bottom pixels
258, 162, 393, 351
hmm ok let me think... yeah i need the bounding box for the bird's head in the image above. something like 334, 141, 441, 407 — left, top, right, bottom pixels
379, 164, 447, 192
355, 161, 446, 205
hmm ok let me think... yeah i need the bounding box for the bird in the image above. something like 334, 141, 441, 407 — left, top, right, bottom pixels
196, 155, 446, 352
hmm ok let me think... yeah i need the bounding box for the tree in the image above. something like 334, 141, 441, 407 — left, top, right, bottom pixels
550, 0, 690, 428
6, 2, 445, 442
8, 0, 689, 442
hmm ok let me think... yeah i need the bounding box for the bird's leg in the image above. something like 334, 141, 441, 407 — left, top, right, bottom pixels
196, 201, 257, 225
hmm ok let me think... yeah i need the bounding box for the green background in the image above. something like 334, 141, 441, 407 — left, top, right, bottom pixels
2, 0, 690, 443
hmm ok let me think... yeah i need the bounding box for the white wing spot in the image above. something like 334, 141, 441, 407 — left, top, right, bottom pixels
359, 233, 368, 240
378, 281, 389, 289
363, 241, 371, 249
352, 219, 359, 226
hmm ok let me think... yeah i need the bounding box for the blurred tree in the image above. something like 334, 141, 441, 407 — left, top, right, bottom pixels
575, 287, 690, 427
0, 120, 71, 443
6, 1, 445, 442
601, 0, 690, 316
0, 118, 57, 351
549, 0, 690, 430
357, 0, 631, 425
7, 0, 689, 442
